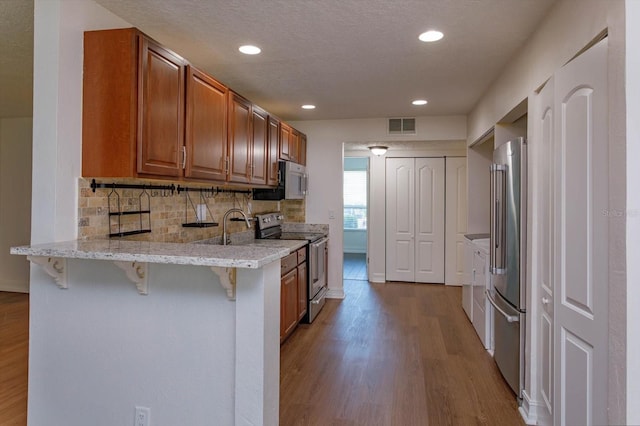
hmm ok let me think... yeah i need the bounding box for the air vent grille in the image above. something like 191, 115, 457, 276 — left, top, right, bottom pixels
388, 117, 416, 135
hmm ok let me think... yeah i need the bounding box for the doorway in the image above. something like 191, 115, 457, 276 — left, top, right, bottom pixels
343, 157, 368, 281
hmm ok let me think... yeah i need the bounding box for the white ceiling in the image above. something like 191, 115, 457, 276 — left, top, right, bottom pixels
0, 0, 556, 121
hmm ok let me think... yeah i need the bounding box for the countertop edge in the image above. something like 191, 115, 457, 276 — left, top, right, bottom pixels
10, 240, 294, 269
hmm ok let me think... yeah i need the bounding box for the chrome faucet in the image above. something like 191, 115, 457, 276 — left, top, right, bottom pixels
222, 208, 251, 245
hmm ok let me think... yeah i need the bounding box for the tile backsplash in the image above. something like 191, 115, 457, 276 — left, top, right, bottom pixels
78, 178, 305, 243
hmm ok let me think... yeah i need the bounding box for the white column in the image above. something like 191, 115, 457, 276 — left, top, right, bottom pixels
234, 261, 281, 426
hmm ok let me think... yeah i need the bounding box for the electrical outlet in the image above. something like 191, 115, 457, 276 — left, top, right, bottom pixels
328, 209, 336, 219
196, 204, 207, 221
134, 406, 150, 426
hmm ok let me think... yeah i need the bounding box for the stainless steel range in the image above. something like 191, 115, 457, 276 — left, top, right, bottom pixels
255, 212, 329, 323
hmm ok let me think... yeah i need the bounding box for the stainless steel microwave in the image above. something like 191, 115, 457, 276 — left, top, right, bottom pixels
252, 161, 307, 200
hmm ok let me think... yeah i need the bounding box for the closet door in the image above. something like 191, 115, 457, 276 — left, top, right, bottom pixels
386, 158, 415, 282
554, 38, 608, 426
444, 157, 467, 285
415, 158, 445, 283
386, 157, 445, 283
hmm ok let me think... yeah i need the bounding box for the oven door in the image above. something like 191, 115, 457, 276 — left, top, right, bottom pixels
309, 237, 328, 298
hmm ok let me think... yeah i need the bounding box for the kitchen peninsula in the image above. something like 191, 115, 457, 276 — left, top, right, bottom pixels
11, 239, 299, 426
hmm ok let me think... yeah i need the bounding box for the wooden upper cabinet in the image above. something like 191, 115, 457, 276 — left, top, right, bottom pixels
278, 122, 305, 165
83, 28, 140, 177
250, 106, 268, 185
137, 36, 186, 177
82, 28, 186, 178
267, 116, 280, 186
185, 66, 228, 181
83, 27, 306, 182
279, 122, 292, 161
289, 128, 300, 163
298, 133, 307, 166
228, 91, 252, 184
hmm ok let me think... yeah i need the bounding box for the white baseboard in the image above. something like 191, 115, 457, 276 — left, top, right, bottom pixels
369, 272, 385, 283
325, 288, 345, 299
0, 278, 29, 293
519, 390, 551, 425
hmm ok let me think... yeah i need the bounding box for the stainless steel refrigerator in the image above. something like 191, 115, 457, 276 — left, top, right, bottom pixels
487, 137, 526, 400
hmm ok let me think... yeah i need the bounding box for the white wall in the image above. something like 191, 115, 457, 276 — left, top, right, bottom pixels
468, 0, 614, 144
291, 115, 467, 294
0, 117, 32, 292
626, 1, 640, 423
466, 0, 627, 423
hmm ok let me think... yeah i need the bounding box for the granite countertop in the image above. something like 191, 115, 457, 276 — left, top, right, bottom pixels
10, 239, 295, 269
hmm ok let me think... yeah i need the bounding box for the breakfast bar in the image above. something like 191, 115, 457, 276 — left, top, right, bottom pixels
11, 239, 296, 426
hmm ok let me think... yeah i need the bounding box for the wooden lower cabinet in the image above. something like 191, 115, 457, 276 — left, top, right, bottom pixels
297, 262, 308, 321
281, 268, 298, 341
280, 247, 309, 343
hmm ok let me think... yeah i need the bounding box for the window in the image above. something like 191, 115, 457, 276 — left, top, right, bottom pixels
343, 170, 367, 230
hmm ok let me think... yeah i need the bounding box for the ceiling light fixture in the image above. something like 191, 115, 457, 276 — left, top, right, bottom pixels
239, 45, 261, 55
301, 104, 316, 110
418, 30, 444, 42
369, 146, 388, 156
412, 99, 428, 106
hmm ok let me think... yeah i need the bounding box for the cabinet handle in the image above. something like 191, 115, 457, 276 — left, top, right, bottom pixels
181, 146, 186, 169
225, 157, 229, 174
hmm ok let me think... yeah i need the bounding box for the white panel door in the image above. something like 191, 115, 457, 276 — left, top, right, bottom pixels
532, 75, 555, 425
445, 157, 468, 285
554, 38, 608, 426
386, 158, 415, 282
415, 157, 445, 283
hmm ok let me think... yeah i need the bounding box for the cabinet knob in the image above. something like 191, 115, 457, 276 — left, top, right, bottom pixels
542, 297, 550, 305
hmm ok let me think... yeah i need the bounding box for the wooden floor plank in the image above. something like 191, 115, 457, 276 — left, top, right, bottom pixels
0, 292, 29, 426
281, 280, 524, 425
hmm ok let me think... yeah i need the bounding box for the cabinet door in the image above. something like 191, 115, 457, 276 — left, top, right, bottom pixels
228, 92, 252, 183
279, 123, 292, 161
185, 66, 228, 181
298, 133, 307, 166
297, 262, 308, 321
289, 129, 300, 163
137, 36, 185, 177
267, 117, 280, 186
281, 268, 298, 341
250, 106, 268, 185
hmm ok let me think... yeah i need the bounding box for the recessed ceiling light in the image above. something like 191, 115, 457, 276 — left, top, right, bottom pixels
418, 30, 444, 42
301, 104, 316, 110
239, 45, 261, 55
412, 99, 428, 106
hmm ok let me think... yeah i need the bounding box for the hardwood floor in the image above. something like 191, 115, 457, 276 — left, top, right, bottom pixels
0, 292, 29, 426
0, 281, 523, 426
280, 280, 524, 426
343, 253, 367, 281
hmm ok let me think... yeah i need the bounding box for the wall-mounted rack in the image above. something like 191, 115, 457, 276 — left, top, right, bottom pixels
175, 185, 252, 196
181, 187, 218, 228
90, 179, 175, 195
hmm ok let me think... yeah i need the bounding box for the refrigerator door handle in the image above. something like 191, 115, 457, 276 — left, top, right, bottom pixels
486, 289, 519, 323
490, 164, 507, 274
